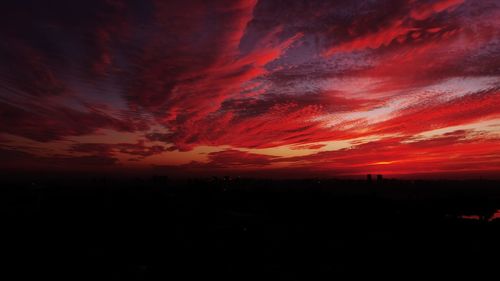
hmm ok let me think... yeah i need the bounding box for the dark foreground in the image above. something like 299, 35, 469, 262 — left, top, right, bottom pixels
3, 177, 500, 280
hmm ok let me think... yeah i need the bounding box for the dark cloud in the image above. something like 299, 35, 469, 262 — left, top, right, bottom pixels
71, 141, 166, 158
0, 101, 148, 142
0, 147, 118, 171
155, 149, 279, 174
207, 149, 278, 167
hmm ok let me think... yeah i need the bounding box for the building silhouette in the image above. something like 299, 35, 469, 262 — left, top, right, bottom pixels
377, 174, 383, 183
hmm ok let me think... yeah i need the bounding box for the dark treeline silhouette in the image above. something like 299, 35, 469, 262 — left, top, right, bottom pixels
3, 175, 500, 280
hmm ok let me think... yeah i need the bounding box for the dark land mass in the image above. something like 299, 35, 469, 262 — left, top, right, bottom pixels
2, 176, 500, 280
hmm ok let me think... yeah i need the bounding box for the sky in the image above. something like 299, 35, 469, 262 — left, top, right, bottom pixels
1, 0, 500, 178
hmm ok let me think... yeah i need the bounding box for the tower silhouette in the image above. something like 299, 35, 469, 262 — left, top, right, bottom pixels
376, 174, 383, 183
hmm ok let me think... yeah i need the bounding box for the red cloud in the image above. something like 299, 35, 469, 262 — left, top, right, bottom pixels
410, 0, 465, 21
272, 130, 500, 177
323, 0, 466, 56
2, 0, 500, 178
324, 19, 414, 56
368, 89, 500, 136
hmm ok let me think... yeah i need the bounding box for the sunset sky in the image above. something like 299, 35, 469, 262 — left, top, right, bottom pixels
1, 0, 500, 178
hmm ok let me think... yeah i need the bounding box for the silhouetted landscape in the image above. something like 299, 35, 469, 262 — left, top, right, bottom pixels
3, 175, 500, 280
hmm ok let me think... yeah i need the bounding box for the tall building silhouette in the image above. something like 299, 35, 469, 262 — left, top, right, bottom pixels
377, 174, 383, 183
